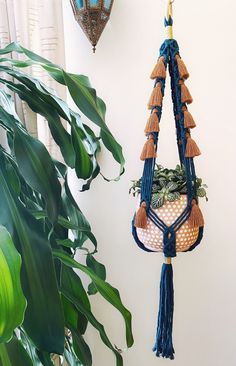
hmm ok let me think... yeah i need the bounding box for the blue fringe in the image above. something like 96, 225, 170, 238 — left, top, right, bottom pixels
153, 263, 175, 360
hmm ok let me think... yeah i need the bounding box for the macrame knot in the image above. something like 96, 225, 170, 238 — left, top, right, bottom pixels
175, 54, 189, 79
189, 199, 204, 228
163, 228, 176, 258
145, 109, 160, 134
148, 82, 163, 109
182, 105, 196, 129
135, 201, 148, 229
150, 56, 166, 80
140, 134, 156, 161
179, 80, 193, 104
185, 133, 201, 158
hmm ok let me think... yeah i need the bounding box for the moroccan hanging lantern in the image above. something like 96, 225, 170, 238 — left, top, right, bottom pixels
70, 0, 114, 52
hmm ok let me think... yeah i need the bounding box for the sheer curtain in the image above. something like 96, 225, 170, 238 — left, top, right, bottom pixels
0, 0, 66, 159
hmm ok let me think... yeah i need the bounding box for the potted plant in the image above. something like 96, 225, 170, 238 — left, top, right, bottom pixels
0, 43, 133, 366
130, 164, 207, 252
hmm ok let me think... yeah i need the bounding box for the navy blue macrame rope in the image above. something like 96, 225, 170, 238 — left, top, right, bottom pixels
132, 38, 203, 256
142, 39, 195, 241
153, 263, 175, 359
131, 30, 204, 363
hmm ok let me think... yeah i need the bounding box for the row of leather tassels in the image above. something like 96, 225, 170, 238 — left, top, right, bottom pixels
136, 54, 204, 229
142, 55, 201, 161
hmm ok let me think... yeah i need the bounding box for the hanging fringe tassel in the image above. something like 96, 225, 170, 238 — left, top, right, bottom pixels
148, 83, 163, 109
176, 55, 189, 79
145, 109, 160, 134
140, 134, 156, 161
185, 133, 201, 157
150, 56, 166, 80
179, 80, 193, 104
153, 261, 175, 360
188, 199, 204, 228
135, 202, 148, 229
182, 106, 196, 129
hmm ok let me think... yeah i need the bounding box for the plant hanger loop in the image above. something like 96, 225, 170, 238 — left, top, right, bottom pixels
165, 0, 174, 39
166, 0, 174, 20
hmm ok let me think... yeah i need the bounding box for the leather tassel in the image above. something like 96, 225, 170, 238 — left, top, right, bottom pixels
145, 109, 160, 134
148, 83, 163, 109
182, 106, 196, 129
185, 133, 201, 157
179, 80, 193, 104
150, 56, 166, 80
135, 202, 148, 229
176, 55, 189, 79
140, 135, 156, 161
188, 199, 204, 228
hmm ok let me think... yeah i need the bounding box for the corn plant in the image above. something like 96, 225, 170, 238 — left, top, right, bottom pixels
0, 43, 133, 366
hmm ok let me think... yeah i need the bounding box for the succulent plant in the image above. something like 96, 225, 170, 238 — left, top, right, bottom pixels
130, 164, 208, 209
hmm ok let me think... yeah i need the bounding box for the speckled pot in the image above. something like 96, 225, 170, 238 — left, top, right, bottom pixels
136, 195, 199, 252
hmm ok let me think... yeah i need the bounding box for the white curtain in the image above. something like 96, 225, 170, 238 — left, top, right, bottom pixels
0, 0, 66, 159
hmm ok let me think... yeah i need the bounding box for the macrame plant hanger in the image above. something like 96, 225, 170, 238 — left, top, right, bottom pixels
132, 0, 204, 360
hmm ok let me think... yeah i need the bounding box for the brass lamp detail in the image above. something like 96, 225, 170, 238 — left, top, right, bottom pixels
70, 0, 114, 52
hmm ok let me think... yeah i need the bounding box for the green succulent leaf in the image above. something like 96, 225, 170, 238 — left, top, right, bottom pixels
197, 187, 207, 198
166, 182, 178, 192
131, 164, 207, 210
152, 193, 165, 209
167, 192, 180, 202
158, 177, 167, 188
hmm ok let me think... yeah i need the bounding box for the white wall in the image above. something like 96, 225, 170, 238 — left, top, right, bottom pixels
62, 1, 236, 365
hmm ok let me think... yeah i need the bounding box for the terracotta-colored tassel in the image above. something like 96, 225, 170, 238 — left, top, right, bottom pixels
182, 106, 196, 129
140, 134, 156, 161
185, 133, 201, 158
135, 202, 148, 229
179, 80, 193, 104
148, 83, 163, 109
176, 54, 189, 79
188, 199, 204, 228
144, 109, 160, 134
150, 56, 166, 80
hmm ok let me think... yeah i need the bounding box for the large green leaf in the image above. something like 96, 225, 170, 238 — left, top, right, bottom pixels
0, 77, 76, 168
62, 295, 88, 335
71, 329, 92, 366
0, 336, 33, 366
61, 266, 123, 366
14, 128, 61, 224
54, 250, 134, 349
0, 43, 125, 179
62, 179, 97, 251
71, 124, 93, 180
0, 226, 26, 343
0, 151, 65, 354
86, 254, 106, 296
36, 351, 54, 366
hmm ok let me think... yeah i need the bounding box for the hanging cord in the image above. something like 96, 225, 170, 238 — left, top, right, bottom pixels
165, 0, 174, 39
